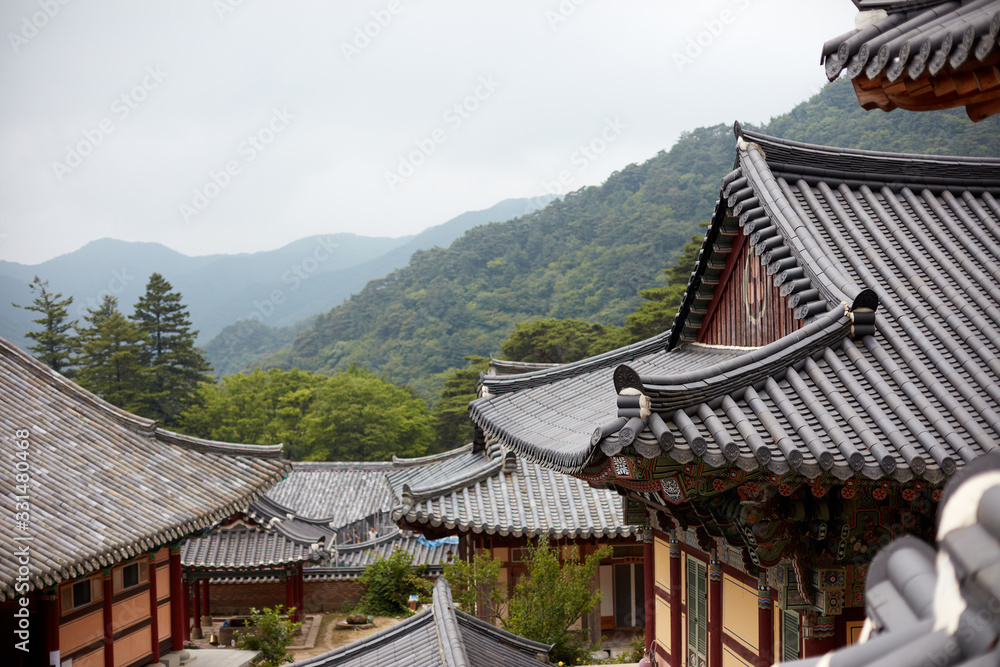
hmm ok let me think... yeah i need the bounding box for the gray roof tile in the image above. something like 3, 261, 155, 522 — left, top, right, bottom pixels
0, 336, 290, 598
469, 129, 1000, 483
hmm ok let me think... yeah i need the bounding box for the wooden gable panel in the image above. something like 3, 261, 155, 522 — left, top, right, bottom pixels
698, 233, 800, 347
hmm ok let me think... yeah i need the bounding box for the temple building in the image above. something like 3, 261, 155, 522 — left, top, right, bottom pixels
387, 434, 646, 643
467, 126, 1000, 666
822, 0, 1000, 120
196, 461, 452, 617
0, 336, 290, 667
782, 450, 1000, 666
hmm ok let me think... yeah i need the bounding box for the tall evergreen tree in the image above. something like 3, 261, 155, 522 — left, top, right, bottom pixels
131, 273, 212, 426
11, 276, 78, 376
76, 295, 144, 411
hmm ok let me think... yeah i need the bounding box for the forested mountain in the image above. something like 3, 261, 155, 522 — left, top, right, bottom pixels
253, 78, 1000, 401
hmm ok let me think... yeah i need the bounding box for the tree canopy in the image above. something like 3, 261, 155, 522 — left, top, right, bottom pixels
181, 366, 434, 461
131, 272, 213, 425
12, 276, 77, 376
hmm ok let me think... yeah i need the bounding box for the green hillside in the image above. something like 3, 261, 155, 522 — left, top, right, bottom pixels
257, 78, 1000, 400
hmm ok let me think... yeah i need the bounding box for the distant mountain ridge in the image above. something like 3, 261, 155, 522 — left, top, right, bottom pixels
0, 196, 552, 347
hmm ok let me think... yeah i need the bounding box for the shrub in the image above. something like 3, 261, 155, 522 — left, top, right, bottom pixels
357, 547, 431, 616
235, 605, 300, 667
501, 542, 611, 664
443, 549, 504, 621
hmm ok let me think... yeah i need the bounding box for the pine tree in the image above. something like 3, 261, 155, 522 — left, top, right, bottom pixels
76, 295, 144, 411
11, 276, 78, 376
131, 273, 212, 426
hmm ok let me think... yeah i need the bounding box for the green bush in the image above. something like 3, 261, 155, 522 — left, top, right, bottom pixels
502, 542, 611, 664
235, 605, 300, 667
357, 547, 431, 616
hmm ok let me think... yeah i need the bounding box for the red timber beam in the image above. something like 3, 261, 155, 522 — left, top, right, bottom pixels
643, 530, 655, 653
102, 569, 114, 667
169, 544, 184, 651
757, 572, 774, 667
669, 537, 682, 667
148, 554, 159, 664
708, 553, 723, 667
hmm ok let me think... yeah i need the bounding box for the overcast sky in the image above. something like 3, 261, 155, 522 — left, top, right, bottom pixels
0, 0, 857, 265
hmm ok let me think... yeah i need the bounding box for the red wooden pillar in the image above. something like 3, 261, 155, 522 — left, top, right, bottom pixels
201, 577, 211, 622
757, 572, 773, 667
191, 578, 202, 638
285, 567, 296, 620
148, 554, 159, 664
181, 576, 191, 642
44, 588, 60, 667
102, 569, 114, 667
296, 565, 305, 622
669, 537, 681, 667
169, 545, 184, 650
643, 531, 655, 652
708, 554, 722, 667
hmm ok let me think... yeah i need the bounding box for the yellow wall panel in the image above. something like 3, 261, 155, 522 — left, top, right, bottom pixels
724, 646, 754, 667
158, 602, 172, 641
656, 597, 671, 651
113, 590, 150, 632
722, 575, 758, 652
114, 625, 151, 667
72, 648, 103, 667
655, 538, 670, 589
60, 609, 102, 655
156, 565, 170, 602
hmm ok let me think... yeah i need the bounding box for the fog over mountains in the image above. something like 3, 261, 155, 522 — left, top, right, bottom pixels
0, 196, 550, 346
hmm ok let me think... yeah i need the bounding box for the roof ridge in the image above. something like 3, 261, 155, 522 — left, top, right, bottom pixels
454, 609, 554, 654
432, 577, 470, 667
289, 460, 394, 470
391, 443, 474, 467
481, 328, 675, 394
395, 450, 505, 505
0, 336, 287, 459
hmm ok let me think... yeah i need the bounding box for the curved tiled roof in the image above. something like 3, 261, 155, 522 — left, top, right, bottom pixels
470, 128, 1000, 484
264, 461, 395, 526
779, 451, 1000, 666
821, 0, 1000, 120
288, 577, 551, 667
390, 442, 641, 539
182, 525, 327, 571
0, 336, 290, 599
